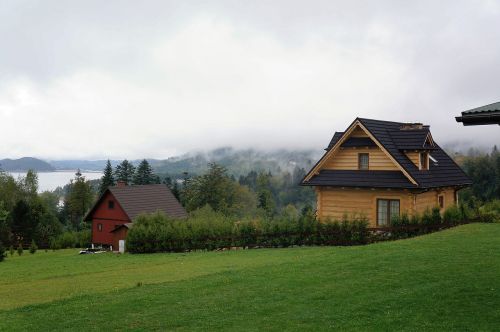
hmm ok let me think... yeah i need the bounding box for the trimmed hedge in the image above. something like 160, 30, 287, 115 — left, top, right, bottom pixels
127, 206, 369, 253
49, 230, 91, 250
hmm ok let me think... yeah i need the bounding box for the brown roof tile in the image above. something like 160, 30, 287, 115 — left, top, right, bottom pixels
109, 184, 188, 220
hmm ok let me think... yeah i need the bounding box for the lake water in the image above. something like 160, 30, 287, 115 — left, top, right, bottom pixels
9, 171, 103, 192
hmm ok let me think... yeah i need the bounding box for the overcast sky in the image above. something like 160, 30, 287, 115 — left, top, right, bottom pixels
1, 0, 499, 159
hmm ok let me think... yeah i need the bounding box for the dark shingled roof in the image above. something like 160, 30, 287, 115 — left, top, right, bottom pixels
341, 137, 377, 148
326, 131, 344, 150
304, 118, 472, 189
388, 128, 436, 150
84, 184, 187, 221
305, 170, 416, 188
456, 102, 500, 126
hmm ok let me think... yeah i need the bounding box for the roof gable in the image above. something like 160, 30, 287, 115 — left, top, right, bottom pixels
303, 118, 472, 189
304, 119, 417, 185
84, 184, 188, 221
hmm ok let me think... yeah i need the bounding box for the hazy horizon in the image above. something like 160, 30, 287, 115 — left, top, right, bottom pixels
1, 0, 499, 159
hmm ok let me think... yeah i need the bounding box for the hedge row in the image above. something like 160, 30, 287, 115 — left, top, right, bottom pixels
127, 207, 369, 253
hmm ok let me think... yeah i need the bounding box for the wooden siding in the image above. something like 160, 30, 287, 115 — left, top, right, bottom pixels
414, 188, 456, 214
406, 152, 420, 168
89, 191, 130, 245
324, 147, 399, 170
317, 187, 412, 227
317, 187, 458, 227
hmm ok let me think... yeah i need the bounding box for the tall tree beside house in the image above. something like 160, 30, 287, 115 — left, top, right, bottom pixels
99, 160, 115, 194
64, 170, 94, 230
256, 172, 276, 216
133, 159, 159, 185
115, 160, 135, 185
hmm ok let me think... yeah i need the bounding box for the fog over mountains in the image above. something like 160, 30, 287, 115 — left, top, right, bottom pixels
2, 142, 495, 175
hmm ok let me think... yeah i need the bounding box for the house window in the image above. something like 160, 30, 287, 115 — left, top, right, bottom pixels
97, 223, 103, 232
108, 200, 114, 209
438, 195, 444, 209
377, 199, 400, 226
358, 153, 369, 170
420, 152, 429, 170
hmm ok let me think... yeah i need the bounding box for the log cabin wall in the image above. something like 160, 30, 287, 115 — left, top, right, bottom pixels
405, 152, 420, 168
324, 147, 399, 170
316, 187, 412, 227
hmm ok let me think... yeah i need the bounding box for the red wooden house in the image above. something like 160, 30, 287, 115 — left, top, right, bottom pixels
84, 183, 187, 249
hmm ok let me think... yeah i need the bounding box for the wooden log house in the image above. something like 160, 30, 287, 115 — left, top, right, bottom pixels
302, 118, 472, 227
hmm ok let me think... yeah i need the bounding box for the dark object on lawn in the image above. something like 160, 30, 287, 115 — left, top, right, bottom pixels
79, 248, 106, 255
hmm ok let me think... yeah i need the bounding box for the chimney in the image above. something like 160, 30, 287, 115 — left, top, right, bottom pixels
400, 123, 423, 130
116, 180, 127, 187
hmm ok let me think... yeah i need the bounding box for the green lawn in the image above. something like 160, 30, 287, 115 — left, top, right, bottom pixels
1, 223, 499, 331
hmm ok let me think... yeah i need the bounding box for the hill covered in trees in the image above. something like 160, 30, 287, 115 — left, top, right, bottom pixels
0, 158, 55, 172
47, 148, 322, 177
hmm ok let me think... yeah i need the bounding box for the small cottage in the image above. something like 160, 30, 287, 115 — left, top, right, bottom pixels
302, 118, 472, 227
84, 183, 187, 249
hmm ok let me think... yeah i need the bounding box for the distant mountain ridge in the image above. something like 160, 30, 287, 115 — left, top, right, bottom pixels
0, 157, 55, 172
47, 148, 323, 177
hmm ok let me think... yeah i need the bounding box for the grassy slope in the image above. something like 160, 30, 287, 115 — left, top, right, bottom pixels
1, 224, 499, 331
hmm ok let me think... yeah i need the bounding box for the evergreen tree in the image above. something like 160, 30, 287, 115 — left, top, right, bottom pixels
29, 239, 37, 254
133, 159, 158, 185
65, 170, 94, 230
256, 172, 276, 216
115, 160, 136, 185
0, 241, 5, 262
99, 160, 115, 194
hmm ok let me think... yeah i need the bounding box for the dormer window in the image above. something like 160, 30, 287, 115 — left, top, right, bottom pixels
420, 152, 429, 170
358, 153, 369, 170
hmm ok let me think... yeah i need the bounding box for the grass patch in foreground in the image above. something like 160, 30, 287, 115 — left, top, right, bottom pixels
1, 223, 500, 331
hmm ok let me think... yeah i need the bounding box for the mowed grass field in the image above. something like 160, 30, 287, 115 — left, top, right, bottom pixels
1, 224, 499, 331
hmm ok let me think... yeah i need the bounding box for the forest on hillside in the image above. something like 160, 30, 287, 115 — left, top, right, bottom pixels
0, 146, 499, 255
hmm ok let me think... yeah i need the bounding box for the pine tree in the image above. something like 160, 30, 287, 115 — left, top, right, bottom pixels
133, 159, 156, 185
29, 239, 37, 254
65, 170, 94, 230
99, 160, 115, 194
0, 241, 5, 262
115, 160, 135, 185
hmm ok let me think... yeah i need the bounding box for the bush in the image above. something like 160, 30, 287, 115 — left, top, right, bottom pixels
49, 230, 91, 250
17, 244, 23, 256
0, 241, 5, 262
29, 240, 38, 254
127, 208, 369, 253
443, 205, 462, 225
9, 245, 14, 256
479, 200, 500, 222
431, 207, 442, 224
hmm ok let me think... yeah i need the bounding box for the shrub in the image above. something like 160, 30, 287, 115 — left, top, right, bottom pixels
49, 230, 91, 250
421, 209, 434, 225
127, 208, 369, 253
17, 244, 23, 256
29, 240, 38, 254
443, 205, 462, 225
431, 207, 442, 224
479, 200, 500, 223
9, 245, 14, 256
0, 241, 5, 262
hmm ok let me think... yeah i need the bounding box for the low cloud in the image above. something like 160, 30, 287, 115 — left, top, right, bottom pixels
0, 1, 498, 159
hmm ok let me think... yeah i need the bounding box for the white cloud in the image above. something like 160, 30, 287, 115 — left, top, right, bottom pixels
0, 2, 499, 159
